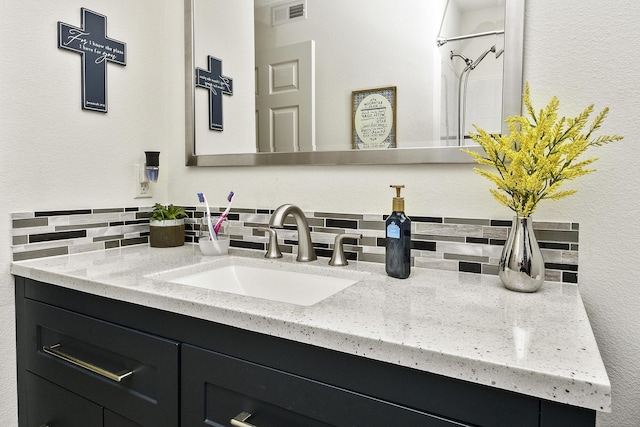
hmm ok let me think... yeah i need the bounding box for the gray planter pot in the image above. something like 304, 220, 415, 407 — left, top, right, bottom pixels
150, 219, 185, 248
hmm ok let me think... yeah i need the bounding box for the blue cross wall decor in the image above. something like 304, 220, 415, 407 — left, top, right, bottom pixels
58, 8, 127, 113
195, 56, 234, 131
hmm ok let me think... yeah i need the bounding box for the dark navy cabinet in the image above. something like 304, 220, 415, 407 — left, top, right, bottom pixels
15, 277, 596, 427
25, 371, 103, 427
16, 280, 179, 427
181, 344, 472, 426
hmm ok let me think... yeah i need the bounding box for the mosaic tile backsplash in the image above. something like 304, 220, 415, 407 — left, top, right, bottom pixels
11, 205, 579, 283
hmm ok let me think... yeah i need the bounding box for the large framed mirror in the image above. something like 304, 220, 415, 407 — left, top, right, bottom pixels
185, 0, 524, 166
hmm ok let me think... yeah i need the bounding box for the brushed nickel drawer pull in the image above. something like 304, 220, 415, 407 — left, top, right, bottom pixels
230, 411, 258, 427
42, 344, 133, 383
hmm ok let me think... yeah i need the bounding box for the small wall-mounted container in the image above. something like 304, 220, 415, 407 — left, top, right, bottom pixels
199, 237, 229, 256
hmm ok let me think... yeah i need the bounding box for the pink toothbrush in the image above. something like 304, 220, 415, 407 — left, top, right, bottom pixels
213, 191, 234, 235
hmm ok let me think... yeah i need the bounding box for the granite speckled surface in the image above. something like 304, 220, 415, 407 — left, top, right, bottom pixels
11, 244, 610, 412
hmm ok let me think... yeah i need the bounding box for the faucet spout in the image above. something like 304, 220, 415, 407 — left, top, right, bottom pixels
269, 204, 317, 262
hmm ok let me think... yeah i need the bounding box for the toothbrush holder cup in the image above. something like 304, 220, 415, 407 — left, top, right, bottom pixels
199, 214, 226, 240
199, 236, 229, 256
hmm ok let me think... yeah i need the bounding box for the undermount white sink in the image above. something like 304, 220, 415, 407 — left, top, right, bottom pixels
150, 257, 365, 306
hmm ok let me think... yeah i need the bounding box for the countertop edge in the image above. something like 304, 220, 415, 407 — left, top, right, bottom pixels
10, 249, 612, 412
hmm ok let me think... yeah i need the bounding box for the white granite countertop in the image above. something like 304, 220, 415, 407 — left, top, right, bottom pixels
11, 244, 610, 412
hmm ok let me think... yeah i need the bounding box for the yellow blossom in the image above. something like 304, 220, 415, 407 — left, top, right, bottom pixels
462, 83, 623, 217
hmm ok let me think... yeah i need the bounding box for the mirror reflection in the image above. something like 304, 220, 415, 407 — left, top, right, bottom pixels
254, 0, 503, 153
186, 0, 523, 166
438, 0, 506, 145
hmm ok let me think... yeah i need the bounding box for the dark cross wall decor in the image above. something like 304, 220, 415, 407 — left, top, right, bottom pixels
195, 56, 234, 131
58, 8, 127, 113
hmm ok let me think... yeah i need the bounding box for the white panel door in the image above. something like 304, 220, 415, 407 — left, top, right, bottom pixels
256, 40, 315, 152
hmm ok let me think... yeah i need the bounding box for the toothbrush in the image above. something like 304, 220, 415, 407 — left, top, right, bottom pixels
197, 193, 217, 241
213, 191, 234, 235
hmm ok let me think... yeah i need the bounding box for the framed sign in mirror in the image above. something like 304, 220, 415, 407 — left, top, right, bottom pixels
352, 86, 396, 150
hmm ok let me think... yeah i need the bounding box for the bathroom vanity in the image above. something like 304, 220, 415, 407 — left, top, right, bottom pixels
12, 245, 609, 426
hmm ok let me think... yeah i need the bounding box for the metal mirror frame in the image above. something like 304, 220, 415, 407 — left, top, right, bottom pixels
185, 0, 524, 167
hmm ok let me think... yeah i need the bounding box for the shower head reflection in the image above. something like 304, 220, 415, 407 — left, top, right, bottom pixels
470, 45, 496, 70
450, 51, 472, 67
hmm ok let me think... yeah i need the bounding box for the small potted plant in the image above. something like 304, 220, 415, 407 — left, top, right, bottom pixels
149, 203, 188, 248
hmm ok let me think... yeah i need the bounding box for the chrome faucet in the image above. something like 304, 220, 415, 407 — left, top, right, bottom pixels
269, 204, 317, 262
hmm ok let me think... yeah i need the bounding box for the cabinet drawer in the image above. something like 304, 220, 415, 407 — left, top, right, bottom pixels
182, 344, 472, 427
26, 371, 102, 427
24, 299, 179, 427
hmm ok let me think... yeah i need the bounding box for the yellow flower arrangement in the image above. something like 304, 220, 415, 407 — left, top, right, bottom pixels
462, 83, 623, 217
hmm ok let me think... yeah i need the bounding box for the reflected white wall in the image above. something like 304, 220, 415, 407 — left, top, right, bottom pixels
255, 0, 445, 150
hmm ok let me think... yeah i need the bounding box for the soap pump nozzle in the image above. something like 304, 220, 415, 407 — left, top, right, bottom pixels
390, 184, 405, 212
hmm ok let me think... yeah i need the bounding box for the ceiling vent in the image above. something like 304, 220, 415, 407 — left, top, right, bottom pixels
272, 0, 307, 26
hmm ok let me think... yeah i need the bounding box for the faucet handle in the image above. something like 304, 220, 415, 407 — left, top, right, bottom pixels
257, 227, 282, 259
329, 233, 362, 266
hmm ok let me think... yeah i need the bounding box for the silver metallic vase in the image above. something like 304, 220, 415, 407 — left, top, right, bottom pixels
499, 216, 545, 292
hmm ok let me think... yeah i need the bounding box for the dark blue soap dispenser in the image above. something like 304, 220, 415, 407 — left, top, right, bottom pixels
386, 185, 411, 279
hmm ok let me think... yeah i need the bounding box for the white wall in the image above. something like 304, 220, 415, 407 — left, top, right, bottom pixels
523, 1, 640, 425
1, 0, 639, 426
0, 0, 183, 421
